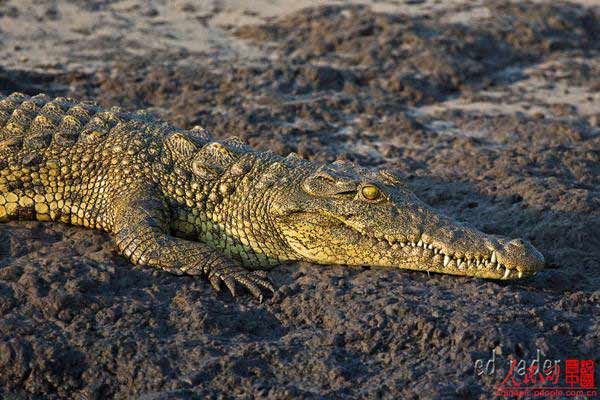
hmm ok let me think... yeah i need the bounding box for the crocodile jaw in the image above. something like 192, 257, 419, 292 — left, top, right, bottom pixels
278, 211, 545, 280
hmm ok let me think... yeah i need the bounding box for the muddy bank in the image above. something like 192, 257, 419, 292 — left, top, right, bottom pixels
0, 1, 599, 398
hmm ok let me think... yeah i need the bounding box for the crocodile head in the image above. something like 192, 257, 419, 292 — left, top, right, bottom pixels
270, 160, 544, 279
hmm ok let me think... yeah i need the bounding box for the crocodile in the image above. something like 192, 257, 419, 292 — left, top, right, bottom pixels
0, 92, 545, 299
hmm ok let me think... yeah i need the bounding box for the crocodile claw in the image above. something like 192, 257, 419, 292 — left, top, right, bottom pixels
208, 267, 276, 300
209, 274, 222, 292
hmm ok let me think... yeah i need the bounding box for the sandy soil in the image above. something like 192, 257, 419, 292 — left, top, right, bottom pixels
0, 0, 599, 398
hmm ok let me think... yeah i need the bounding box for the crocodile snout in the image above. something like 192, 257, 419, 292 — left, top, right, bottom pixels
496, 237, 545, 277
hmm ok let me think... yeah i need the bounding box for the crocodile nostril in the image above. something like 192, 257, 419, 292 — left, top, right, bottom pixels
510, 238, 526, 246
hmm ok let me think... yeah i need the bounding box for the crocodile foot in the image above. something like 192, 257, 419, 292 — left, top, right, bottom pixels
207, 266, 276, 301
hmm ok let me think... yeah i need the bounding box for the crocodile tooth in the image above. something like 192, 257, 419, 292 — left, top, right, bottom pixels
466, 260, 472, 268
410, 242, 416, 247
400, 242, 406, 247
457, 260, 465, 270
496, 263, 502, 270
417, 240, 423, 247
518, 271, 523, 279
427, 243, 433, 249
491, 251, 497, 264
503, 268, 511, 279
443, 255, 451, 267
433, 248, 439, 254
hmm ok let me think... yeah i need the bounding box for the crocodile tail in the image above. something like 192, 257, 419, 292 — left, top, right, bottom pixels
0, 92, 130, 152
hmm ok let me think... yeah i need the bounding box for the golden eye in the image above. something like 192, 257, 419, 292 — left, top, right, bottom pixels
361, 185, 381, 201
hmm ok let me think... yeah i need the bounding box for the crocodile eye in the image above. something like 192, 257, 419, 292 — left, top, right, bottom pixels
361, 185, 381, 201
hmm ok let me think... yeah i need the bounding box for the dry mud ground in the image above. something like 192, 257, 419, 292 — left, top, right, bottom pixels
0, 0, 599, 399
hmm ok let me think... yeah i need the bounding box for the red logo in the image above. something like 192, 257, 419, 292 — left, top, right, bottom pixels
495, 359, 596, 398
476, 350, 597, 398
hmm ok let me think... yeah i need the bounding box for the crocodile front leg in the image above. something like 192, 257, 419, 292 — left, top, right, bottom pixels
110, 185, 275, 300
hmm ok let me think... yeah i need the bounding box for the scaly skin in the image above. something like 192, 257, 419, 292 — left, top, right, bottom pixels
0, 92, 545, 299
